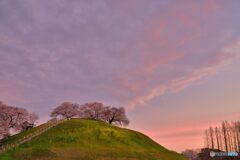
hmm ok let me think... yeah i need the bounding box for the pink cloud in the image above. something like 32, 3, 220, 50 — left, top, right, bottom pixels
113, 0, 240, 108
127, 44, 240, 108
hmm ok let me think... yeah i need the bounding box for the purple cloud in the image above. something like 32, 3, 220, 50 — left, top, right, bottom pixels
0, 0, 239, 121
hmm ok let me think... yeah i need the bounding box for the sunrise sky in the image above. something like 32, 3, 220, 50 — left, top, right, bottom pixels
0, 0, 240, 152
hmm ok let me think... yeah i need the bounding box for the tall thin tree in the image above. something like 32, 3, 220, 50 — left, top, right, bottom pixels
204, 129, 210, 148
215, 127, 220, 150
222, 121, 229, 152
209, 127, 215, 149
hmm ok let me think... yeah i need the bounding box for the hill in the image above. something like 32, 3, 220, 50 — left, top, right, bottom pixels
0, 119, 185, 160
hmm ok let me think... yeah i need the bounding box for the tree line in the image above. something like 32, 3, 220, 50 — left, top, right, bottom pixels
50, 101, 129, 126
0, 101, 129, 140
204, 121, 240, 152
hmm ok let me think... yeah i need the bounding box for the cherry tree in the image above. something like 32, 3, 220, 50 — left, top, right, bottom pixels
80, 102, 104, 120
80, 102, 130, 126
48, 101, 130, 127
0, 101, 39, 138
0, 121, 9, 139
20, 112, 39, 131
50, 102, 79, 119
0, 104, 28, 131
101, 106, 129, 126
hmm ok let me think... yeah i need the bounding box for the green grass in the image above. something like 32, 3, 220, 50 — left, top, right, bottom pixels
0, 119, 186, 160
0, 123, 51, 147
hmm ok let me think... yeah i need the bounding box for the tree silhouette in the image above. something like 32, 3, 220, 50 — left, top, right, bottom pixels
204, 120, 240, 152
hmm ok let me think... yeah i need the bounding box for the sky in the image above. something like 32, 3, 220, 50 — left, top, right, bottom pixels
0, 0, 240, 152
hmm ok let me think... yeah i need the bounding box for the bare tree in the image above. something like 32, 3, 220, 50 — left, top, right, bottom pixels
101, 106, 129, 126
232, 122, 238, 152
204, 121, 240, 152
225, 121, 234, 151
209, 127, 215, 149
222, 121, 229, 152
218, 127, 223, 151
204, 129, 210, 148
215, 127, 220, 150
50, 102, 79, 119
235, 121, 240, 152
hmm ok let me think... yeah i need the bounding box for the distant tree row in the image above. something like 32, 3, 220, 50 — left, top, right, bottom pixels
204, 121, 240, 152
50, 102, 129, 126
0, 101, 129, 140
0, 101, 38, 139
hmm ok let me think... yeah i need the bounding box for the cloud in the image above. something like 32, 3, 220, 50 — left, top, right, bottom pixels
0, 0, 240, 115
125, 43, 240, 108
114, 1, 240, 108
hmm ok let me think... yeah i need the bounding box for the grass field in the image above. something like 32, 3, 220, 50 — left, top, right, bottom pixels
0, 119, 186, 160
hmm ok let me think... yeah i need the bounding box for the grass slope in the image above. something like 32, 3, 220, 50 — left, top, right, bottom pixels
0, 119, 185, 160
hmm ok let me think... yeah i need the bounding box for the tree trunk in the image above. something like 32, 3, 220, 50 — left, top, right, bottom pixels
215, 127, 220, 150
222, 121, 228, 152
204, 130, 210, 148
209, 127, 215, 149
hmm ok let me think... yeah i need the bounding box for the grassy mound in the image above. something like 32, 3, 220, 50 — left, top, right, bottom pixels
0, 119, 185, 160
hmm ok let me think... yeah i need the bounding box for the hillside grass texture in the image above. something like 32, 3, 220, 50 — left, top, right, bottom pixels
0, 119, 186, 160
